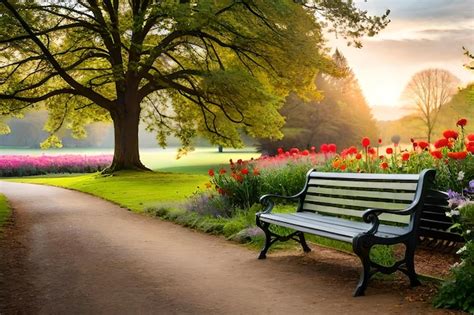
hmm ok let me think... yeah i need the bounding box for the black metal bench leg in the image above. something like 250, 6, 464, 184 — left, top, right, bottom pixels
353, 236, 373, 297
354, 254, 371, 297
257, 221, 273, 259
298, 232, 311, 253
405, 240, 421, 287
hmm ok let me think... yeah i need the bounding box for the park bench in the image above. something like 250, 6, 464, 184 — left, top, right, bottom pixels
256, 169, 435, 296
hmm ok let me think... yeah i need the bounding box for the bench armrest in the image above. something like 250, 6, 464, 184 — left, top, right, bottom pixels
258, 192, 302, 214
362, 203, 418, 235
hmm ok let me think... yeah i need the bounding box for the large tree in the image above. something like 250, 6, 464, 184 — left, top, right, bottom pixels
0, 0, 389, 172
402, 69, 460, 143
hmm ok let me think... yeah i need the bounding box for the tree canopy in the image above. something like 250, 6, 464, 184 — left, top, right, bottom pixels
0, 0, 390, 171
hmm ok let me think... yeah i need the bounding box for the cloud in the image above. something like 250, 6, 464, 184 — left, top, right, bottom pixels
357, 0, 473, 21
325, 1, 474, 107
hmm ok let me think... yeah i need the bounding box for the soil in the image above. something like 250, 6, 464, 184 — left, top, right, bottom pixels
0, 181, 464, 314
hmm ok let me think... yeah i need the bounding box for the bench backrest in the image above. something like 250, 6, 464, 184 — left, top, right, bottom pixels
300, 171, 425, 224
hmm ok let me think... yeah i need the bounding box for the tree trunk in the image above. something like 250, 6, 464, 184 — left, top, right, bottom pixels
104, 105, 150, 173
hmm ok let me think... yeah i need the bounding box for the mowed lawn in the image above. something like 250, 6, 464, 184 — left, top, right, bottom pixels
0, 147, 260, 174
0, 194, 11, 231
4, 148, 260, 212
10, 171, 207, 212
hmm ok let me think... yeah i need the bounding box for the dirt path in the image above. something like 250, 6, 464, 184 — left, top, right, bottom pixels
0, 181, 449, 314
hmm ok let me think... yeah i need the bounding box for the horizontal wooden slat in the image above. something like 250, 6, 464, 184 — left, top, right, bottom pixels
260, 215, 353, 243
310, 172, 420, 181
302, 203, 410, 224
294, 212, 408, 236
304, 195, 410, 211
419, 218, 453, 230
259, 213, 407, 241
418, 228, 465, 242
420, 211, 451, 221
308, 179, 418, 191
307, 186, 415, 201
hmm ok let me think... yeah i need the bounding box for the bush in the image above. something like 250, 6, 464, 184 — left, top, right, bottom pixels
186, 191, 234, 218
434, 181, 474, 313
0, 154, 112, 176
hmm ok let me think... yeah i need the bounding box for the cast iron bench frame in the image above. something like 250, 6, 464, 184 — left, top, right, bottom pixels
256, 169, 435, 296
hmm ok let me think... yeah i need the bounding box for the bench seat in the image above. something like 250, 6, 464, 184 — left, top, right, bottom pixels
256, 169, 435, 296
259, 212, 409, 243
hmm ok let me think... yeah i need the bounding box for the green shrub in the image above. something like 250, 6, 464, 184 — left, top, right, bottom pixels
433, 241, 474, 313
434, 185, 474, 312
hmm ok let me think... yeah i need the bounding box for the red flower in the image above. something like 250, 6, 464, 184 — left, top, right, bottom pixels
208, 169, 215, 177
320, 144, 328, 153
456, 118, 467, 127
310, 146, 316, 152
402, 152, 410, 161
418, 141, 429, 150
361, 137, 370, 147
468, 134, 474, 141
237, 159, 243, 165
380, 162, 389, 169
241, 168, 249, 175
219, 168, 226, 175
434, 138, 449, 149
253, 168, 260, 176
443, 130, 458, 140
355, 153, 362, 160
301, 150, 309, 156
412, 142, 418, 149
467, 144, 474, 154
339, 164, 347, 171
430, 150, 443, 159
447, 151, 468, 160
368, 147, 376, 155
277, 148, 284, 155
289, 148, 299, 154
386, 148, 393, 154
378, 138, 382, 144
328, 144, 337, 153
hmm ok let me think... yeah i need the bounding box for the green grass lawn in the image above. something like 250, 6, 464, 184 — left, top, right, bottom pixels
3, 147, 259, 211
0, 194, 11, 232
11, 171, 208, 212
0, 147, 260, 174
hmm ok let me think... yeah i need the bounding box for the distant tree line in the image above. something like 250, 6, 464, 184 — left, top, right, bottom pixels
258, 50, 378, 154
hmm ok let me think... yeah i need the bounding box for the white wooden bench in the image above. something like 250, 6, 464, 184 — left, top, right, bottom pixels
256, 169, 436, 296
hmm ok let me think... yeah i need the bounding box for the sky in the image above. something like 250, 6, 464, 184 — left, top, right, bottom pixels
327, 0, 474, 111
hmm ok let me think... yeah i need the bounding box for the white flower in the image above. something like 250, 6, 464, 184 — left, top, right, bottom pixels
457, 171, 465, 181
451, 209, 460, 216
446, 211, 452, 218
467, 230, 471, 235
456, 245, 467, 255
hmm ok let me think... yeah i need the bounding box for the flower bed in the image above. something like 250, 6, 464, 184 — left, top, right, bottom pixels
0, 154, 112, 177
200, 119, 473, 214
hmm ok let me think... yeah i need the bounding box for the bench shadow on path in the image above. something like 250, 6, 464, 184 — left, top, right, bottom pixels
256, 245, 438, 302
